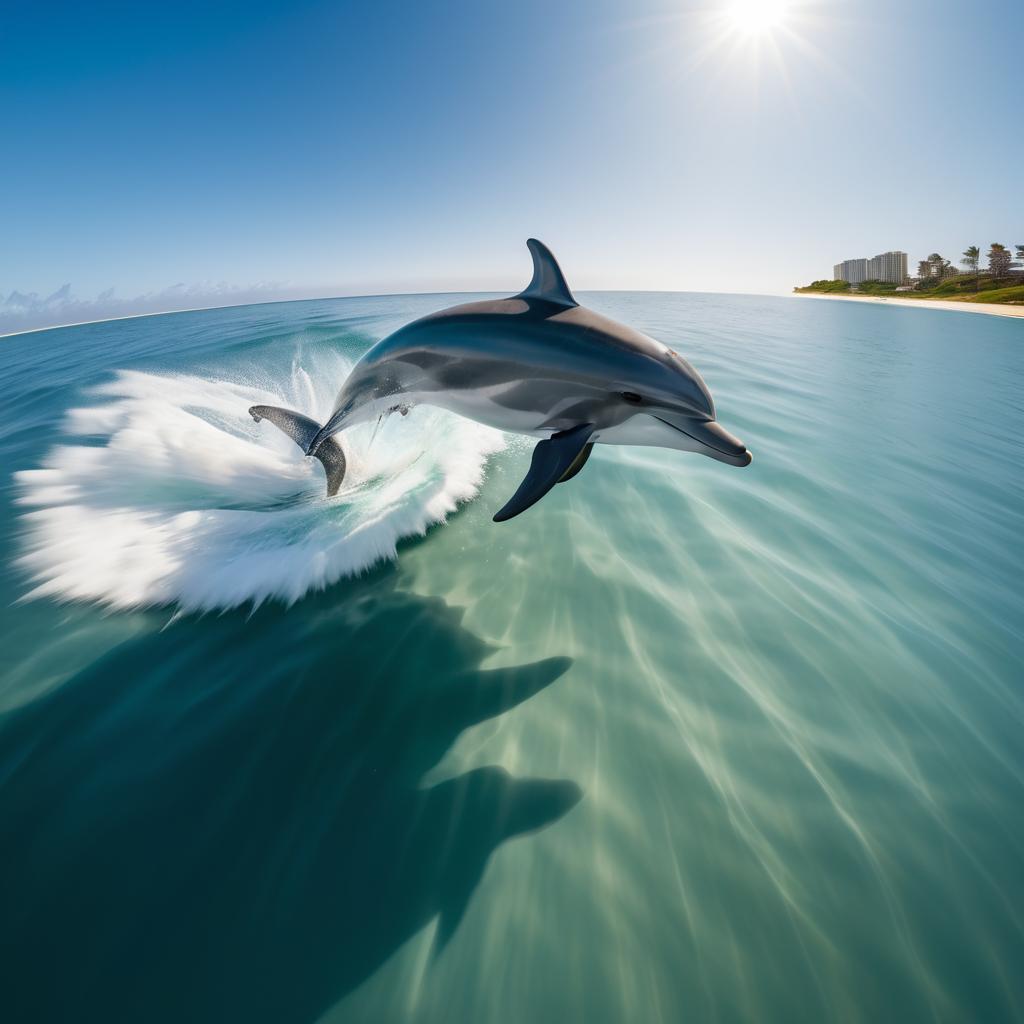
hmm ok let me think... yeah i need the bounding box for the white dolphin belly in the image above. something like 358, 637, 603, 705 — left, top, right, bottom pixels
593, 415, 705, 452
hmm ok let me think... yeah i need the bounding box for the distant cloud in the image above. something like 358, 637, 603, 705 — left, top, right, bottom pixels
0, 280, 319, 335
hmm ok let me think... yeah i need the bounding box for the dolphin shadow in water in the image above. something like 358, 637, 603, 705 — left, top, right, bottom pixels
0, 569, 579, 1024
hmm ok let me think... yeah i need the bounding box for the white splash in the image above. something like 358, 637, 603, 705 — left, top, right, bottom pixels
15, 353, 505, 611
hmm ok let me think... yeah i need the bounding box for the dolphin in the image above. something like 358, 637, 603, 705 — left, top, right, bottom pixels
250, 239, 751, 521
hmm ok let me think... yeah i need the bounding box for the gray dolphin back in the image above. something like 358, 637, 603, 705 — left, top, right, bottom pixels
249, 405, 347, 496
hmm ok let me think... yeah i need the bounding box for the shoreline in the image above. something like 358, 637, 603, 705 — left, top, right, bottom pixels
793, 292, 1024, 319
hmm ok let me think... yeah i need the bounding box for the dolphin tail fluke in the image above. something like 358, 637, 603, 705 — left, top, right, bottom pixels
248, 405, 346, 497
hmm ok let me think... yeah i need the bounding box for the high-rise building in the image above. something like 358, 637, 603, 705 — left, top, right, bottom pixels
834, 251, 907, 285
866, 251, 908, 284
833, 258, 869, 285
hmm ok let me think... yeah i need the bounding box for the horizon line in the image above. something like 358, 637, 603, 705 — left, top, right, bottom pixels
0, 286, 789, 340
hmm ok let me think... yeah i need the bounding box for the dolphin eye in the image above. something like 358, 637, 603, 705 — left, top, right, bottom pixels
621, 391, 644, 405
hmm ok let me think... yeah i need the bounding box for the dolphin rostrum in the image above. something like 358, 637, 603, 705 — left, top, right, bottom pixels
250, 239, 751, 521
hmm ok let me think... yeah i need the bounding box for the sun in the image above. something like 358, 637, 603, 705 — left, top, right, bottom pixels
726, 0, 790, 35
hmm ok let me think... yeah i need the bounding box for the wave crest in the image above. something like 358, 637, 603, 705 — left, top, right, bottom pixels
15, 354, 505, 610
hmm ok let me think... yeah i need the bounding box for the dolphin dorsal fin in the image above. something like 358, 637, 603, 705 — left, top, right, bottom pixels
517, 238, 578, 308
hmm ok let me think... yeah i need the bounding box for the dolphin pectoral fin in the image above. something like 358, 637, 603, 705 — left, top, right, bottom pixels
493, 424, 593, 523
249, 405, 347, 497
558, 441, 593, 483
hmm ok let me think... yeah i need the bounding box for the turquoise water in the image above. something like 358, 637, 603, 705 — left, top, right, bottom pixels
1, 293, 1022, 1023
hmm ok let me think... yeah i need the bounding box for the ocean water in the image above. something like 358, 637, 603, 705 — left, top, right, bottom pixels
1, 292, 1022, 1023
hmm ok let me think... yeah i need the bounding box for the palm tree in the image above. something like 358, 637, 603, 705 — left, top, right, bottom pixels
988, 243, 1012, 282
961, 245, 980, 291
927, 253, 955, 279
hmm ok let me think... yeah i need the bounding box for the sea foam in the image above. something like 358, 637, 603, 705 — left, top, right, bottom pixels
15, 353, 505, 610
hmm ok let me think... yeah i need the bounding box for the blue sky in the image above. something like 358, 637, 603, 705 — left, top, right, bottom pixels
2, 0, 1022, 328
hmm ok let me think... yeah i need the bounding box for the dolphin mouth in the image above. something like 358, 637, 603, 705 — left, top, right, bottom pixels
654, 415, 752, 467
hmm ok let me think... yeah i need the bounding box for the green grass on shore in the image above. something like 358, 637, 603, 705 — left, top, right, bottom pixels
794, 280, 853, 294
953, 284, 1024, 304
794, 277, 1024, 305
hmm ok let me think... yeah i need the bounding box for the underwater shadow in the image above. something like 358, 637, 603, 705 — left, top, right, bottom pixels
0, 568, 579, 1024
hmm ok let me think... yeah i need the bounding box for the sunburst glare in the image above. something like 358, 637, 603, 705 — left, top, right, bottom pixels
726, 0, 791, 36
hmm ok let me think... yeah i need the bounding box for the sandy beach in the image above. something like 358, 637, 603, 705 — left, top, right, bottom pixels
794, 291, 1024, 319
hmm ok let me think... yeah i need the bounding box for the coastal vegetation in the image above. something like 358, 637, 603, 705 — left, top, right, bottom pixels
795, 241, 1024, 304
